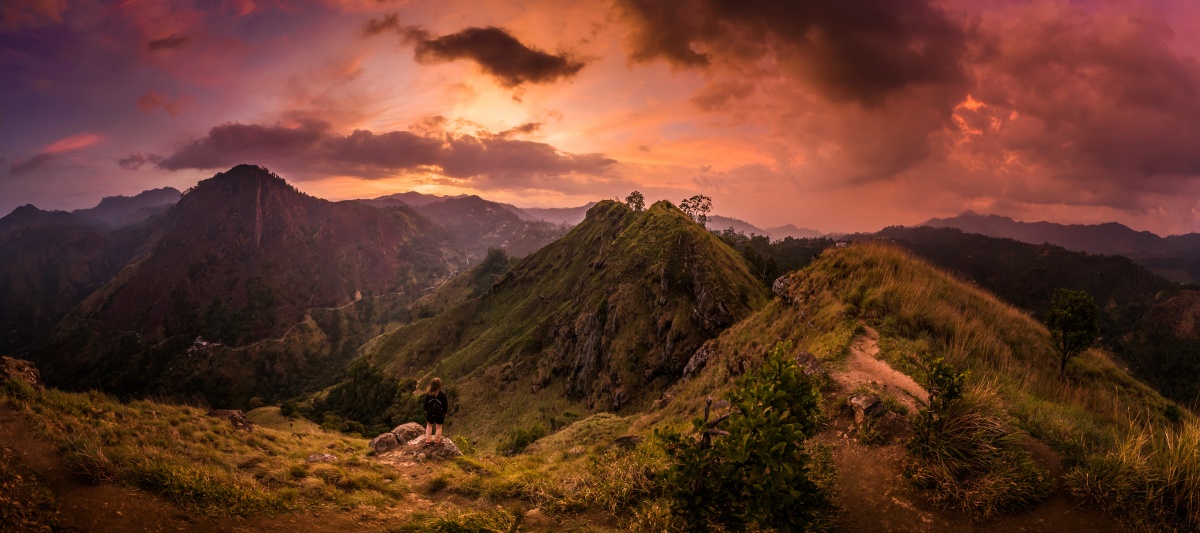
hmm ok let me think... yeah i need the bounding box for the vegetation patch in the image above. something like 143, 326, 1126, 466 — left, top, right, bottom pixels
1068, 418, 1200, 531
2, 380, 408, 516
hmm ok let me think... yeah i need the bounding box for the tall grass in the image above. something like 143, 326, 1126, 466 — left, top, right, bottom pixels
1, 382, 408, 516
905, 385, 1051, 517
1068, 418, 1200, 531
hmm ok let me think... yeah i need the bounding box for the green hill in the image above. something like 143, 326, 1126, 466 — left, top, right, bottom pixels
339, 200, 769, 441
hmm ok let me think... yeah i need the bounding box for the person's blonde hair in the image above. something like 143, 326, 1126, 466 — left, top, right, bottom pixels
426, 377, 442, 396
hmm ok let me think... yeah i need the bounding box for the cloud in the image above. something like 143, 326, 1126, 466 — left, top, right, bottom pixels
365, 19, 587, 87
147, 33, 192, 51
10, 153, 54, 175
0, 0, 67, 31
494, 122, 541, 138
614, 0, 970, 106
156, 120, 617, 190
43, 133, 102, 154
136, 92, 191, 116
116, 152, 162, 171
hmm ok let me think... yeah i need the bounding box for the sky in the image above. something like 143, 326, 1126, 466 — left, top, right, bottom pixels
4, 0, 1200, 235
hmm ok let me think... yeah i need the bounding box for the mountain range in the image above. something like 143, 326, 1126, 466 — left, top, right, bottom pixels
923, 211, 1200, 282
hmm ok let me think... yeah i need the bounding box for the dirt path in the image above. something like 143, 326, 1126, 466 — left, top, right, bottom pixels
821, 329, 1123, 532
830, 327, 927, 413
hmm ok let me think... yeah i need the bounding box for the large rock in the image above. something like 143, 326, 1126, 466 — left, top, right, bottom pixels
391, 422, 425, 442
370, 432, 401, 454
772, 276, 796, 304
847, 393, 883, 425
0, 356, 43, 392
401, 436, 462, 460
206, 409, 253, 432
795, 351, 825, 378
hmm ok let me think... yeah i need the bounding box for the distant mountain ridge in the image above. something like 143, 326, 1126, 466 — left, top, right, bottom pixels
72, 187, 181, 229
922, 211, 1200, 282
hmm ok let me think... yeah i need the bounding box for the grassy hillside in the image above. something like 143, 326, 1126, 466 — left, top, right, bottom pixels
343, 200, 769, 442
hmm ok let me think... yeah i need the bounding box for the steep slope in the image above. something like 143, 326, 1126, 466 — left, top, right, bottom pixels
39, 165, 462, 404
349, 200, 769, 440
71, 187, 181, 229
866, 226, 1200, 403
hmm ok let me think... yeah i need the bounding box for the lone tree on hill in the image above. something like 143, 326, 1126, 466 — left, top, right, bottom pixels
680, 195, 712, 227
625, 191, 645, 211
1045, 288, 1100, 380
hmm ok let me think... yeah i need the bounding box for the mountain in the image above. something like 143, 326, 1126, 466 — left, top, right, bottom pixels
36, 165, 463, 405
0, 210, 158, 353
332, 200, 769, 440
919, 211, 1200, 282
72, 187, 181, 229
707, 215, 767, 236
519, 202, 596, 225
408, 196, 568, 260
360, 191, 464, 208
765, 223, 823, 239
0, 204, 92, 234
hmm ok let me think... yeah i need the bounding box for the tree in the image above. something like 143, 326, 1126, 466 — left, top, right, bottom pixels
625, 191, 645, 211
679, 195, 712, 227
1045, 288, 1100, 379
659, 342, 826, 531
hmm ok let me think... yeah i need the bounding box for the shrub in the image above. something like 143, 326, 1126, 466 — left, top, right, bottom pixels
905, 361, 1050, 517
659, 341, 827, 531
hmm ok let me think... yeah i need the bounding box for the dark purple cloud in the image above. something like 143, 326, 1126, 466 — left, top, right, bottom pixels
365, 19, 587, 87
615, 0, 970, 106
155, 120, 617, 187
9, 153, 54, 175
147, 33, 192, 52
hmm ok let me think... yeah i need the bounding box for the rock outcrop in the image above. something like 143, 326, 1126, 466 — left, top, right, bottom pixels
369, 422, 427, 453
847, 393, 884, 425
0, 357, 43, 392
206, 409, 253, 432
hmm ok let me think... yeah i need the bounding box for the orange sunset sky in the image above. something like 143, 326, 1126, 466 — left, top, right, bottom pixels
4, 0, 1200, 234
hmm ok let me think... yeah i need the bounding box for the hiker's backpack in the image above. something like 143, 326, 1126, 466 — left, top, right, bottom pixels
426, 396, 445, 419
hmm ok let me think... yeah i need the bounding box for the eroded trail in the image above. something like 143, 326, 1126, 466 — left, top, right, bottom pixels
821, 328, 1121, 533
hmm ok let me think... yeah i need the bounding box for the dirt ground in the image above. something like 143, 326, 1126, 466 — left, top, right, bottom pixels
821, 329, 1123, 533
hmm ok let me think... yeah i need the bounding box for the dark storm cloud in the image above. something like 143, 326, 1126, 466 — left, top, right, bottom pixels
147, 33, 192, 52
9, 153, 54, 175
156, 120, 616, 186
364, 18, 587, 87
615, 0, 971, 106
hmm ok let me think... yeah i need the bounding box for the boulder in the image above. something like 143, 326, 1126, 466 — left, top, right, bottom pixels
369, 432, 401, 454
390, 422, 425, 442
795, 351, 825, 378
847, 394, 883, 425
772, 276, 796, 304
207, 409, 253, 432
682, 344, 711, 378
0, 357, 43, 392
306, 453, 337, 463
399, 436, 462, 460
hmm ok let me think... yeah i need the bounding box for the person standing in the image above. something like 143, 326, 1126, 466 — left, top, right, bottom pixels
424, 377, 448, 445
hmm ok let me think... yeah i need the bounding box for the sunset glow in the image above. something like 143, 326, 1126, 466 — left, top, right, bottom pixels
5, 0, 1200, 233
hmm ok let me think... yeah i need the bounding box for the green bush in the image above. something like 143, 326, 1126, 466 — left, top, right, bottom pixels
905, 359, 1050, 517
659, 341, 827, 531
